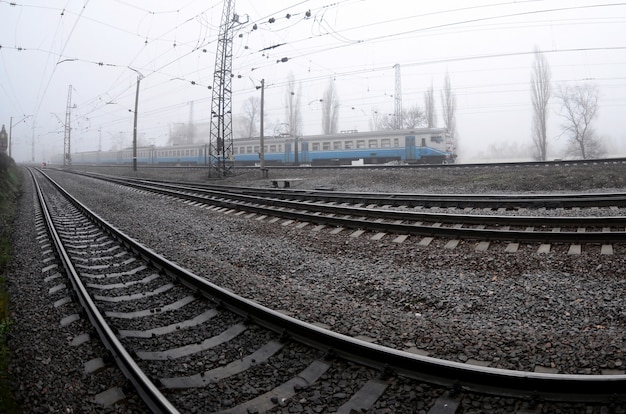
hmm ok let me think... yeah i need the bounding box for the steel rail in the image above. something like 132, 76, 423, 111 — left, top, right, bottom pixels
29, 169, 180, 414
76, 169, 626, 209
205, 189, 626, 209
34, 171, 626, 403
65, 155, 626, 172
89, 175, 626, 243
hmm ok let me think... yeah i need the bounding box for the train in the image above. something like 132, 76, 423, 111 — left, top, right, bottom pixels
55, 128, 456, 167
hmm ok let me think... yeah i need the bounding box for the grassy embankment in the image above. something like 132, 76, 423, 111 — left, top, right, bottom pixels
0, 153, 21, 413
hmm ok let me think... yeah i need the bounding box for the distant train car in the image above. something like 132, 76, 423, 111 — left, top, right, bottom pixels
57, 128, 455, 167
55, 144, 210, 166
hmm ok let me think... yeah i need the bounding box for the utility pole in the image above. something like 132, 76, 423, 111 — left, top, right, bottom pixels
64, 85, 72, 167
259, 79, 267, 178
187, 101, 195, 144
394, 63, 402, 130
31, 124, 35, 163
132, 75, 141, 172
7, 117, 11, 157
8, 115, 32, 158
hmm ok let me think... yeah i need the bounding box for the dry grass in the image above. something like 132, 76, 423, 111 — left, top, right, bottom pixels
0, 154, 21, 413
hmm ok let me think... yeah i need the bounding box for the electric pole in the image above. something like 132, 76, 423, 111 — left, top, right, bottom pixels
64, 85, 72, 168
394, 64, 403, 130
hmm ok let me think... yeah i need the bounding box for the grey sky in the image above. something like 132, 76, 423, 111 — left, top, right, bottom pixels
1, 0, 625, 162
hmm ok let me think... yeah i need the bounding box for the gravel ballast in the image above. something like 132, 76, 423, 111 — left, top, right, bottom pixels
7, 164, 626, 411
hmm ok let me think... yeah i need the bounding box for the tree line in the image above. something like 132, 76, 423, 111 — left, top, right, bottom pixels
531, 47, 604, 160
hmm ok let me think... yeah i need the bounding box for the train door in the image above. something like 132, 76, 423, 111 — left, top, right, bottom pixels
300, 141, 309, 163
404, 135, 416, 161
283, 142, 292, 163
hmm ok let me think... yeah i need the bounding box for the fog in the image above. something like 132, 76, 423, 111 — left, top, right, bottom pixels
1, 0, 624, 163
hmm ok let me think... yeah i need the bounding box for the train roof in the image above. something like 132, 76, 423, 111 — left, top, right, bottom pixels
234, 128, 449, 143
301, 128, 448, 140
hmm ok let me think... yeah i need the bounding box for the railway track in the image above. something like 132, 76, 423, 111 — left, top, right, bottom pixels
30, 169, 626, 410
68, 170, 626, 250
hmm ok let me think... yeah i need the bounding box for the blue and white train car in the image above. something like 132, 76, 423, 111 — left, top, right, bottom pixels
232, 128, 454, 165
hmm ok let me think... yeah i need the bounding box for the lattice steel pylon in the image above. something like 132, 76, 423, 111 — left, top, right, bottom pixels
209, 0, 240, 177
64, 85, 72, 168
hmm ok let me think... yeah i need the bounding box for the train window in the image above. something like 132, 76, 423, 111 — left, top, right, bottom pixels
233, 147, 238, 154
312, 143, 320, 151
368, 139, 378, 148
278, 144, 283, 152
431, 135, 443, 143
322, 142, 331, 150
344, 141, 353, 149
254, 146, 260, 153
246, 146, 252, 153
333, 141, 342, 150
394, 138, 399, 147
269, 145, 276, 152
381, 139, 391, 148
356, 140, 366, 149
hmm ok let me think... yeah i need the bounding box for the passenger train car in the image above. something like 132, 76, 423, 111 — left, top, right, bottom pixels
56, 128, 455, 166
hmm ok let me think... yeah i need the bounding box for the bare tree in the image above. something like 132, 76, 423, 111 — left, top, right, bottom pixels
369, 108, 383, 131
530, 48, 551, 161
556, 83, 603, 159
370, 106, 425, 130
285, 73, 302, 137
424, 82, 436, 128
371, 110, 392, 130
403, 105, 426, 129
241, 96, 260, 138
322, 78, 339, 134
440, 72, 457, 146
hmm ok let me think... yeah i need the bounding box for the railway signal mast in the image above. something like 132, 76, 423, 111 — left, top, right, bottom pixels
209, 0, 245, 177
